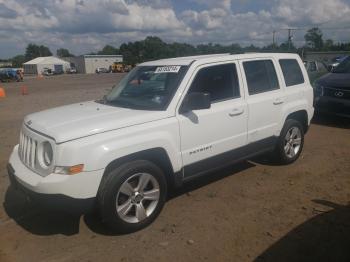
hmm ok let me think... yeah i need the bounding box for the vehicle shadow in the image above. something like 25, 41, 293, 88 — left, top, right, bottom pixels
3, 161, 256, 236
312, 113, 350, 129
168, 161, 255, 200
3, 186, 80, 236
254, 200, 350, 262
84, 161, 256, 235
249, 153, 282, 166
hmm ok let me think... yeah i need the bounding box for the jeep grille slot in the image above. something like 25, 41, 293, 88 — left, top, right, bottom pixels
19, 131, 37, 169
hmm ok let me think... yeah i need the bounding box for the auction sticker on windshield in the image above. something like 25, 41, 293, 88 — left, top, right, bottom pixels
155, 66, 181, 73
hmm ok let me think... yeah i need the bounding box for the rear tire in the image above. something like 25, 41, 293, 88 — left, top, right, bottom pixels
97, 160, 167, 233
274, 119, 304, 164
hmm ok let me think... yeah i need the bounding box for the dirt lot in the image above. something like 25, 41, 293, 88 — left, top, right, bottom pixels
0, 74, 349, 262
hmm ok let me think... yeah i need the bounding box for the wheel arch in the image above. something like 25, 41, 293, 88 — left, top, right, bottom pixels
285, 110, 309, 133
101, 148, 179, 190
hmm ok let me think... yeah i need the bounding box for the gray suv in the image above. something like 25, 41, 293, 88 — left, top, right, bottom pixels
314, 56, 350, 117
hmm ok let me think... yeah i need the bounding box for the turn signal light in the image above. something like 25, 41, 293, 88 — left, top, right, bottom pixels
54, 164, 84, 175
68, 164, 84, 175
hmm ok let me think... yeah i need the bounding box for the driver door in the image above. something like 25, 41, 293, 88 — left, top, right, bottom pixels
176, 62, 248, 178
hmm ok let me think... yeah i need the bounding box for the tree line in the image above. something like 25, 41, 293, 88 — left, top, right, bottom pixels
6, 27, 350, 68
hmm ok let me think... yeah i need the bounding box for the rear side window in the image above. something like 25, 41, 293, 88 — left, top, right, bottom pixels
279, 59, 304, 86
188, 63, 240, 102
243, 60, 279, 95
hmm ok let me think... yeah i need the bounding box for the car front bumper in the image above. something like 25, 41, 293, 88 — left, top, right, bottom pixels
314, 96, 350, 118
8, 145, 105, 213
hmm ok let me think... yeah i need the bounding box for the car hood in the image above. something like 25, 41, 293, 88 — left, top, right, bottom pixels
317, 72, 350, 89
24, 101, 171, 143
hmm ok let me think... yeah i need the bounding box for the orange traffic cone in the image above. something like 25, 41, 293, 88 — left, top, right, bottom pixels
0, 87, 5, 98
21, 86, 28, 95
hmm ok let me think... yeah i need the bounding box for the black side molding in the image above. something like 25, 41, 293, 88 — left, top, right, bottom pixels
184, 136, 277, 180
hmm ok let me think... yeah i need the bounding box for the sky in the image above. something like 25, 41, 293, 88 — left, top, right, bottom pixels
0, 0, 350, 58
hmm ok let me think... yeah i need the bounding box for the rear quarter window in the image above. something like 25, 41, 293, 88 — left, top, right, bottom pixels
279, 59, 304, 87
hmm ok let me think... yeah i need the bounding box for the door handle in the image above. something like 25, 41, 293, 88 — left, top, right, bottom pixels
229, 108, 244, 117
273, 98, 284, 105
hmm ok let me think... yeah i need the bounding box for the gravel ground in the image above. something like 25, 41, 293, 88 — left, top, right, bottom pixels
0, 74, 349, 262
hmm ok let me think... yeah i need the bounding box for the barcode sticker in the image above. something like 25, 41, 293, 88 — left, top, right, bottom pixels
154, 66, 181, 73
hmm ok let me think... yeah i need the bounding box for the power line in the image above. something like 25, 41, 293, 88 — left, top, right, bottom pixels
317, 27, 350, 30
265, 26, 350, 48
225, 26, 350, 46
240, 26, 350, 43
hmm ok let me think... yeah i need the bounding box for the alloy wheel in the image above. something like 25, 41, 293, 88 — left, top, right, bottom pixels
284, 126, 302, 158
116, 173, 160, 223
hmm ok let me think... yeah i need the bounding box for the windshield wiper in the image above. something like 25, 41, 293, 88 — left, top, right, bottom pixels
106, 98, 148, 110
96, 95, 108, 104
108, 99, 133, 107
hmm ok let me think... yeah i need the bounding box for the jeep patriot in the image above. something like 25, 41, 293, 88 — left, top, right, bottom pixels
8, 53, 314, 232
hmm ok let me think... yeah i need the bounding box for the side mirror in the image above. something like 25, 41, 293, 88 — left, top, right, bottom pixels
180, 92, 211, 113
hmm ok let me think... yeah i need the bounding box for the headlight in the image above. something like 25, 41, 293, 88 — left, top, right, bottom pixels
38, 141, 53, 168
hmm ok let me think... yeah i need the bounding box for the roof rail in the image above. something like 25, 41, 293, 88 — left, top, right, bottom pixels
230, 52, 245, 55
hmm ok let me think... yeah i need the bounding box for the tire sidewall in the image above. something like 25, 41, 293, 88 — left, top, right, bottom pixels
277, 119, 304, 164
98, 160, 167, 233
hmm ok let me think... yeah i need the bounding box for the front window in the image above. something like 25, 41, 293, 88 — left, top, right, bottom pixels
333, 57, 350, 73
187, 63, 240, 102
103, 65, 188, 110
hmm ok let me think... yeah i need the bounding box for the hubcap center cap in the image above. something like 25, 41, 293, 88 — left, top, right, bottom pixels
133, 193, 143, 203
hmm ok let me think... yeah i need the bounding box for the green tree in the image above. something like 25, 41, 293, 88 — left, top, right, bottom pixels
243, 44, 260, 52
25, 44, 52, 61
56, 48, 74, 57
305, 27, 324, 50
142, 36, 169, 60
323, 39, 334, 51
97, 45, 119, 55
227, 43, 242, 53
168, 42, 197, 57
11, 55, 25, 67
119, 41, 146, 65
93, 35, 350, 64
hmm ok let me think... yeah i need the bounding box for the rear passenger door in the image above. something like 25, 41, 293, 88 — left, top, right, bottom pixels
239, 59, 284, 143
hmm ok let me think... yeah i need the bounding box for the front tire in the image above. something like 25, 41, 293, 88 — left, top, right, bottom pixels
274, 119, 304, 164
97, 160, 167, 233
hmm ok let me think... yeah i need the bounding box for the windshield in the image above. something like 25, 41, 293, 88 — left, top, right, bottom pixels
103, 65, 188, 110
333, 56, 350, 73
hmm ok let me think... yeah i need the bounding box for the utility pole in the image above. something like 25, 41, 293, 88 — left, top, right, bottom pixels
272, 30, 276, 49
287, 29, 293, 50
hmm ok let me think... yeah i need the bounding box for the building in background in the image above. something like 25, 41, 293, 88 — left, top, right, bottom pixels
23, 56, 70, 75
63, 55, 123, 74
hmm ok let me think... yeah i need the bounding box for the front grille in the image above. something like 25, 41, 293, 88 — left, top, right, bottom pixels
19, 131, 38, 169
324, 87, 350, 100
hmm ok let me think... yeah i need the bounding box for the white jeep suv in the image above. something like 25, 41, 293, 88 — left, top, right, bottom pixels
8, 53, 314, 233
